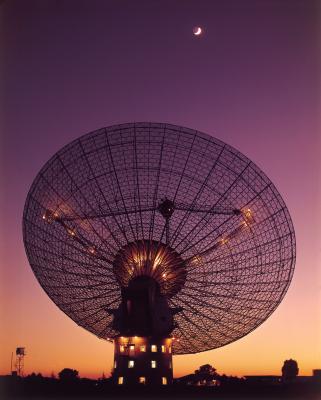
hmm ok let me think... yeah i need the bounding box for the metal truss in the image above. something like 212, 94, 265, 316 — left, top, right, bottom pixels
23, 122, 296, 354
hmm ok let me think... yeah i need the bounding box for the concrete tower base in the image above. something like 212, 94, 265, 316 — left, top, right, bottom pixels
112, 336, 173, 385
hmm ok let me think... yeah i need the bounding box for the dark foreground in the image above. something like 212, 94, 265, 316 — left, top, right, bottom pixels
1, 376, 320, 400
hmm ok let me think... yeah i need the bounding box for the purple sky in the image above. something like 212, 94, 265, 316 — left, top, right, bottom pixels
1, 0, 320, 377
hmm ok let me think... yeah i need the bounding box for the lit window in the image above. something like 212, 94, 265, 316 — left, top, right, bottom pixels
128, 360, 134, 368
168, 346, 172, 354
119, 345, 125, 353
151, 360, 157, 368
161, 345, 165, 353
162, 377, 167, 385
129, 344, 135, 353
118, 377, 124, 385
151, 345, 157, 352
139, 377, 146, 384
114, 361, 117, 369
140, 345, 146, 352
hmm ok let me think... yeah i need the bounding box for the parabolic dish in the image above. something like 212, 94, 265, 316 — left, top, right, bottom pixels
23, 122, 296, 354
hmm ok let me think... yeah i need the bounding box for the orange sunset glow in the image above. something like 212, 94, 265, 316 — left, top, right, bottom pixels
1, 248, 320, 379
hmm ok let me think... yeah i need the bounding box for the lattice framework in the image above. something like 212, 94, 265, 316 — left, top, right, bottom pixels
23, 123, 296, 354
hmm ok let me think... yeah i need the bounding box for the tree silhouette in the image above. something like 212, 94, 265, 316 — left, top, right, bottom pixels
58, 368, 79, 381
194, 364, 218, 385
282, 359, 299, 382
26, 372, 43, 382
194, 364, 217, 375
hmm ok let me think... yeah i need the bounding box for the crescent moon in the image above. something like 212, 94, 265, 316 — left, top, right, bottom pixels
194, 27, 202, 36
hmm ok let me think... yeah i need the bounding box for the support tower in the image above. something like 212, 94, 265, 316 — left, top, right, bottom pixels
23, 122, 296, 387
15, 347, 26, 377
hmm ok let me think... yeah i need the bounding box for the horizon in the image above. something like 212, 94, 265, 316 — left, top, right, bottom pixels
1, 365, 319, 380
1, 0, 320, 381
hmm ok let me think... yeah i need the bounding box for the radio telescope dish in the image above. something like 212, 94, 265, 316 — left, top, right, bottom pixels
23, 122, 295, 355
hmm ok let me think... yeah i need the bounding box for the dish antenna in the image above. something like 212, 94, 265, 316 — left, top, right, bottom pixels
23, 123, 295, 385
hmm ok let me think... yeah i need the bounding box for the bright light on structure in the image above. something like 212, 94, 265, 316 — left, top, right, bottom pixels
67, 227, 76, 237
88, 246, 96, 255
113, 240, 187, 297
243, 208, 255, 225
190, 255, 203, 266
153, 252, 163, 269
42, 209, 60, 223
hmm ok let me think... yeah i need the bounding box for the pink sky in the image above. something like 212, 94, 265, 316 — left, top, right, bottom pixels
1, 0, 320, 378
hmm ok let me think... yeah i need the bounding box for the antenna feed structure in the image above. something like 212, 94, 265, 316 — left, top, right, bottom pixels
158, 198, 175, 220
23, 122, 296, 385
